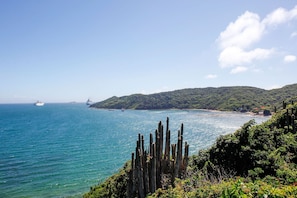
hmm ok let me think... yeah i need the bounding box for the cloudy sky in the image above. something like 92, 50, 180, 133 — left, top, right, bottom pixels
0, 1, 296, 103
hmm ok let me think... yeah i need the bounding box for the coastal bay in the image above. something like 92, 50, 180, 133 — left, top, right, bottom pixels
0, 104, 268, 197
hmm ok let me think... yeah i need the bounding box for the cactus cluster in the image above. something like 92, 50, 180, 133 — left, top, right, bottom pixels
128, 117, 189, 198
276, 100, 297, 133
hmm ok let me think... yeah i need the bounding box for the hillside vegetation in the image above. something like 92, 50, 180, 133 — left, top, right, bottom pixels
91, 84, 297, 111
84, 101, 297, 197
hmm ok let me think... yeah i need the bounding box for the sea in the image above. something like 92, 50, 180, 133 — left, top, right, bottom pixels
0, 103, 269, 198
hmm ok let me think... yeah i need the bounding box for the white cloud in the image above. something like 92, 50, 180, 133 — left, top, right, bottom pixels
205, 74, 217, 79
251, 68, 262, 73
284, 55, 296, 63
218, 11, 264, 49
267, 85, 282, 90
291, 31, 297, 38
230, 66, 248, 74
219, 47, 273, 67
217, 5, 297, 71
263, 6, 297, 26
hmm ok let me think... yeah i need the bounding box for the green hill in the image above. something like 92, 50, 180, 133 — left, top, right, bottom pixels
90, 84, 297, 111
84, 101, 297, 197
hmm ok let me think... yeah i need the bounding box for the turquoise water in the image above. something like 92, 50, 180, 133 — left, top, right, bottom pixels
0, 103, 268, 197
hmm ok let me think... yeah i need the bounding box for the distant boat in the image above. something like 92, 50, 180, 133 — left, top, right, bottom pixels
35, 101, 44, 106
86, 99, 93, 105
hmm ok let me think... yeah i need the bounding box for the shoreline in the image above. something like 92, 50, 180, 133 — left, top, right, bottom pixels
90, 106, 271, 117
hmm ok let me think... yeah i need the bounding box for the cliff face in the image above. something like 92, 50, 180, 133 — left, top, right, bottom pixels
91, 84, 297, 111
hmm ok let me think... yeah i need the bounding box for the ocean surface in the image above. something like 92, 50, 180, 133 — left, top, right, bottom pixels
0, 103, 269, 197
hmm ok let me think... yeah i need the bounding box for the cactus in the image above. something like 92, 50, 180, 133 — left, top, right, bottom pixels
150, 143, 156, 193
292, 114, 296, 133
128, 118, 189, 197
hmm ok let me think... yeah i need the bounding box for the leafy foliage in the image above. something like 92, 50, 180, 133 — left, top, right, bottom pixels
83, 162, 131, 198
91, 84, 297, 111
146, 178, 297, 197
192, 102, 297, 183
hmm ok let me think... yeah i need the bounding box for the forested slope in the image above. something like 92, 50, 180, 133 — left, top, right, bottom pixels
91, 84, 297, 111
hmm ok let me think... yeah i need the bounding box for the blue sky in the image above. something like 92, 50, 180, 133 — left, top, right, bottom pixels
1, 1, 297, 103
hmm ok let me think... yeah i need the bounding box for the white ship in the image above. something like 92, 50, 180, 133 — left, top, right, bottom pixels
35, 101, 44, 106
86, 99, 93, 105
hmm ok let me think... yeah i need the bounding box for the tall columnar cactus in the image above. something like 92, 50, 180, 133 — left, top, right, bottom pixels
165, 117, 170, 162
175, 130, 181, 178
286, 109, 290, 130
183, 142, 189, 171
128, 118, 189, 197
138, 148, 144, 198
292, 114, 296, 133
283, 101, 287, 109
150, 142, 156, 193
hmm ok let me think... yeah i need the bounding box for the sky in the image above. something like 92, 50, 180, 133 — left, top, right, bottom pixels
1, 1, 297, 103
